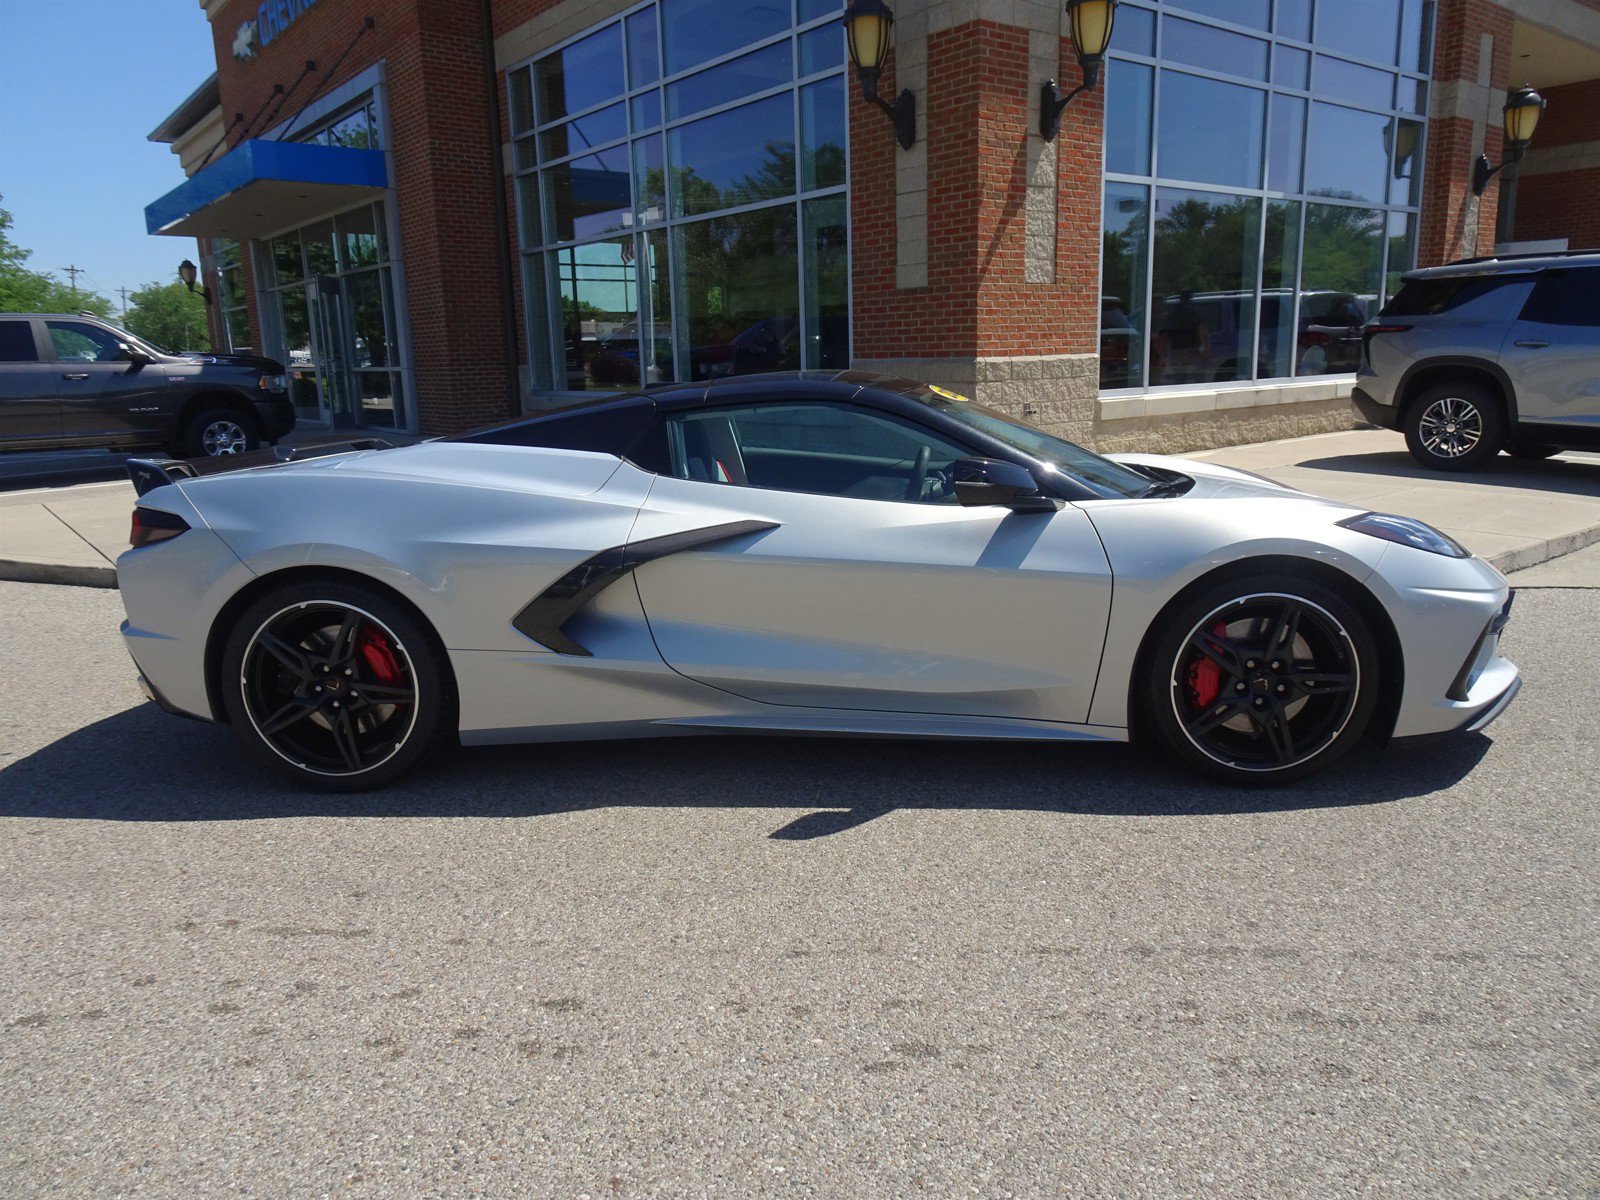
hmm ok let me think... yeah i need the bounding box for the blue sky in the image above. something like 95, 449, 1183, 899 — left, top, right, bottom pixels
0, 0, 218, 313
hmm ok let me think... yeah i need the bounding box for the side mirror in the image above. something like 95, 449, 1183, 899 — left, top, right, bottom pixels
951, 458, 1059, 512
118, 343, 152, 366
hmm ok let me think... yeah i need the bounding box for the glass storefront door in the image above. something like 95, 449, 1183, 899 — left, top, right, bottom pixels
264, 201, 407, 431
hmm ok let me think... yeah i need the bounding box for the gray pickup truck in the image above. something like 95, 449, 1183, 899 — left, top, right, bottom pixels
0, 312, 294, 458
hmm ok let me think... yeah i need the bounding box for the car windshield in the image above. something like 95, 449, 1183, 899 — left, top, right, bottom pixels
907, 386, 1156, 499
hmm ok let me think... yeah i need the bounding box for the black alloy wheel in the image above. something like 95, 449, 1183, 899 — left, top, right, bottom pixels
221, 580, 454, 790
1142, 576, 1380, 785
1403, 379, 1504, 471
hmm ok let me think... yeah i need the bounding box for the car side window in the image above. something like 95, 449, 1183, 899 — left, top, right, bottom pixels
0, 320, 38, 363
665, 402, 973, 504
1519, 268, 1600, 329
46, 320, 122, 363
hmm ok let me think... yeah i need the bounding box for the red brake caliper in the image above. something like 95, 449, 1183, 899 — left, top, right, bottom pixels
357, 625, 405, 698
1186, 621, 1227, 709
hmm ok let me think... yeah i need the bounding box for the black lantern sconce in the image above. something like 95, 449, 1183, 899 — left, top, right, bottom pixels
1041, 0, 1118, 141
177, 258, 211, 305
1472, 85, 1546, 195
844, 0, 916, 150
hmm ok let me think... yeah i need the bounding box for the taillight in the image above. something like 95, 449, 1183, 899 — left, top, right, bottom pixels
129, 507, 190, 549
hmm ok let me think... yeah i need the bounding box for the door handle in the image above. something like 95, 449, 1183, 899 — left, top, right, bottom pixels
61, 372, 90, 380
1514, 340, 1549, 349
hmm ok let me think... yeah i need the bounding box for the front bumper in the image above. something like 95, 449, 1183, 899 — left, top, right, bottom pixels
1352, 385, 1401, 430
253, 398, 296, 442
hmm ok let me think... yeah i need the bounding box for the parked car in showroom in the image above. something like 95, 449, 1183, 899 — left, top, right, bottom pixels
1356, 250, 1600, 470
118, 371, 1517, 792
0, 313, 294, 458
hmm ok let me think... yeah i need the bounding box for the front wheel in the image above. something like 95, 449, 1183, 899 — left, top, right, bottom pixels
183, 407, 259, 458
220, 579, 455, 790
1140, 576, 1380, 786
1403, 381, 1504, 471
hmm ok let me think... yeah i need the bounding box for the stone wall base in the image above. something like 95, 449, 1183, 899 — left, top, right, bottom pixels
853, 356, 1359, 454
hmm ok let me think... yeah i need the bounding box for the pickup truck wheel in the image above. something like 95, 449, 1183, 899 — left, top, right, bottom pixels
1402, 380, 1504, 472
183, 407, 259, 458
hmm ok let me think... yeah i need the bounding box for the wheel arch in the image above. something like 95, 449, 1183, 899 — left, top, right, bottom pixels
203, 564, 458, 726
1128, 554, 1405, 746
1395, 358, 1518, 428
172, 389, 260, 447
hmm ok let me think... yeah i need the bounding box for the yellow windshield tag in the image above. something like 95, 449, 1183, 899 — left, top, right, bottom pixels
928, 385, 969, 402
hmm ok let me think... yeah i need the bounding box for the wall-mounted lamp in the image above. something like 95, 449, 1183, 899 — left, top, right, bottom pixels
1041, 0, 1119, 141
844, 0, 916, 151
177, 258, 212, 305
1472, 84, 1546, 195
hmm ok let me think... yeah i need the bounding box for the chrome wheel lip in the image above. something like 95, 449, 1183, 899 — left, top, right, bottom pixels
1417, 397, 1483, 459
1169, 592, 1361, 774
240, 600, 420, 778
202, 419, 250, 456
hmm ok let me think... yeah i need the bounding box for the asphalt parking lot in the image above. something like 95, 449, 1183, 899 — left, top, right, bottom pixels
1, 579, 1596, 1198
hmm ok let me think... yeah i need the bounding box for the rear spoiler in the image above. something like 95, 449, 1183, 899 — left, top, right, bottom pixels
126, 438, 394, 497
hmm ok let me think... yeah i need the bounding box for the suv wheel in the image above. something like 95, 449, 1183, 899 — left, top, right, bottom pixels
1403, 380, 1505, 471
183, 407, 259, 458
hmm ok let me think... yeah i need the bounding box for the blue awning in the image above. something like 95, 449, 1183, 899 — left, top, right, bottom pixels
145, 138, 388, 238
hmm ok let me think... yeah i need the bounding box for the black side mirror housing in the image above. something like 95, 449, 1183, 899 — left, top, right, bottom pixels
118, 342, 152, 366
951, 458, 1060, 512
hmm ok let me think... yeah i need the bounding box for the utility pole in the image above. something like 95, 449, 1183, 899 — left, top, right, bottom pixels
61, 264, 84, 300
117, 287, 132, 318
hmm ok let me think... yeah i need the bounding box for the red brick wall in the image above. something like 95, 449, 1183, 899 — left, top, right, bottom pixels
850, 20, 1100, 361
207, 0, 513, 435
1508, 78, 1600, 249
1418, 0, 1514, 266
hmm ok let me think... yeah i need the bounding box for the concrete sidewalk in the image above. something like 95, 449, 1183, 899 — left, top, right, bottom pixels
1, 427, 1597, 589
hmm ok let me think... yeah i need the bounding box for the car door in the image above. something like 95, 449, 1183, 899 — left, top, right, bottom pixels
44, 319, 170, 444
629, 399, 1114, 725
1499, 266, 1600, 429
0, 317, 61, 445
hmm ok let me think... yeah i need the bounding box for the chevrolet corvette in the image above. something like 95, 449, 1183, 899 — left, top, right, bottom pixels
117, 371, 1519, 790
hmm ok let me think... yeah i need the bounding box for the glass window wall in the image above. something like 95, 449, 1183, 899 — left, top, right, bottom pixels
508, 0, 848, 396
1099, 0, 1432, 391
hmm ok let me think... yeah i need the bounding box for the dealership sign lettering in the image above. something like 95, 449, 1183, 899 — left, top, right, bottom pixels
233, 0, 324, 61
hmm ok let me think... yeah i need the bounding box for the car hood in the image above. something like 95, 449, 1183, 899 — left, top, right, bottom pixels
173, 351, 286, 373
1107, 452, 1350, 506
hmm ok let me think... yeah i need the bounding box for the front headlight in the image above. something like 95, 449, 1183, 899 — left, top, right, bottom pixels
1338, 511, 1470, 558
258, 374, 287, 393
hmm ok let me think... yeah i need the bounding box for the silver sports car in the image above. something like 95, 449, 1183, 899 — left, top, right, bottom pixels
117, 372, 1519, 791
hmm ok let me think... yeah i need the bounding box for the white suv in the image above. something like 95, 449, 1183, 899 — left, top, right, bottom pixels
1353, 251, 1600, 470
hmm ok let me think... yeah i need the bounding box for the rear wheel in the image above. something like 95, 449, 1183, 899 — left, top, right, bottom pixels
183, 407, 258, 458
1140, 575, 1380, 786
220, 579, 455, 791
1403, 380, 1504, 471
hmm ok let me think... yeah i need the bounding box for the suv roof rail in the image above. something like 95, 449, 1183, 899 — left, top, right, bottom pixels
1451, 248, 1600, 266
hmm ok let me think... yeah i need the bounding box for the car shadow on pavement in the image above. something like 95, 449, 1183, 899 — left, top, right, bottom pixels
0, 701, 1493, 838
1293, 450, 1600, 496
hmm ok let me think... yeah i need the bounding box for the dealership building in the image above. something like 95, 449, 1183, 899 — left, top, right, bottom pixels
146, 0, 1600, 450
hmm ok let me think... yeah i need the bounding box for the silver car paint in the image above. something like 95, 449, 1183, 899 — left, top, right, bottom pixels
629, 474, 1114, 722
1359, 276, 1534, 410
118, 441, 1518, 746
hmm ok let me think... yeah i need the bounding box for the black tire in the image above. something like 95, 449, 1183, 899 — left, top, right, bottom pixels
1507, 444, 1561, 461
1402, 379, 1504, 471
182, 406, 259, 458
220, 578, 456, 791
1139, 573, 1381, 786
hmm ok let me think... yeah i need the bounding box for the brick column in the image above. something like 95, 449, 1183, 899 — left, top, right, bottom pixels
1419, 0, 1514, 266
849, 1, 1103, 438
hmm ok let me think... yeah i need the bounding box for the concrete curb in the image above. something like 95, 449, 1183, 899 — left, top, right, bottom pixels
0, 559, 118, 589
1484, 524, 1600, 576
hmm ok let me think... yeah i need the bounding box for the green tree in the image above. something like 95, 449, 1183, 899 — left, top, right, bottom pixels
124, 280, 211, 352
0, 197, 113, 317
